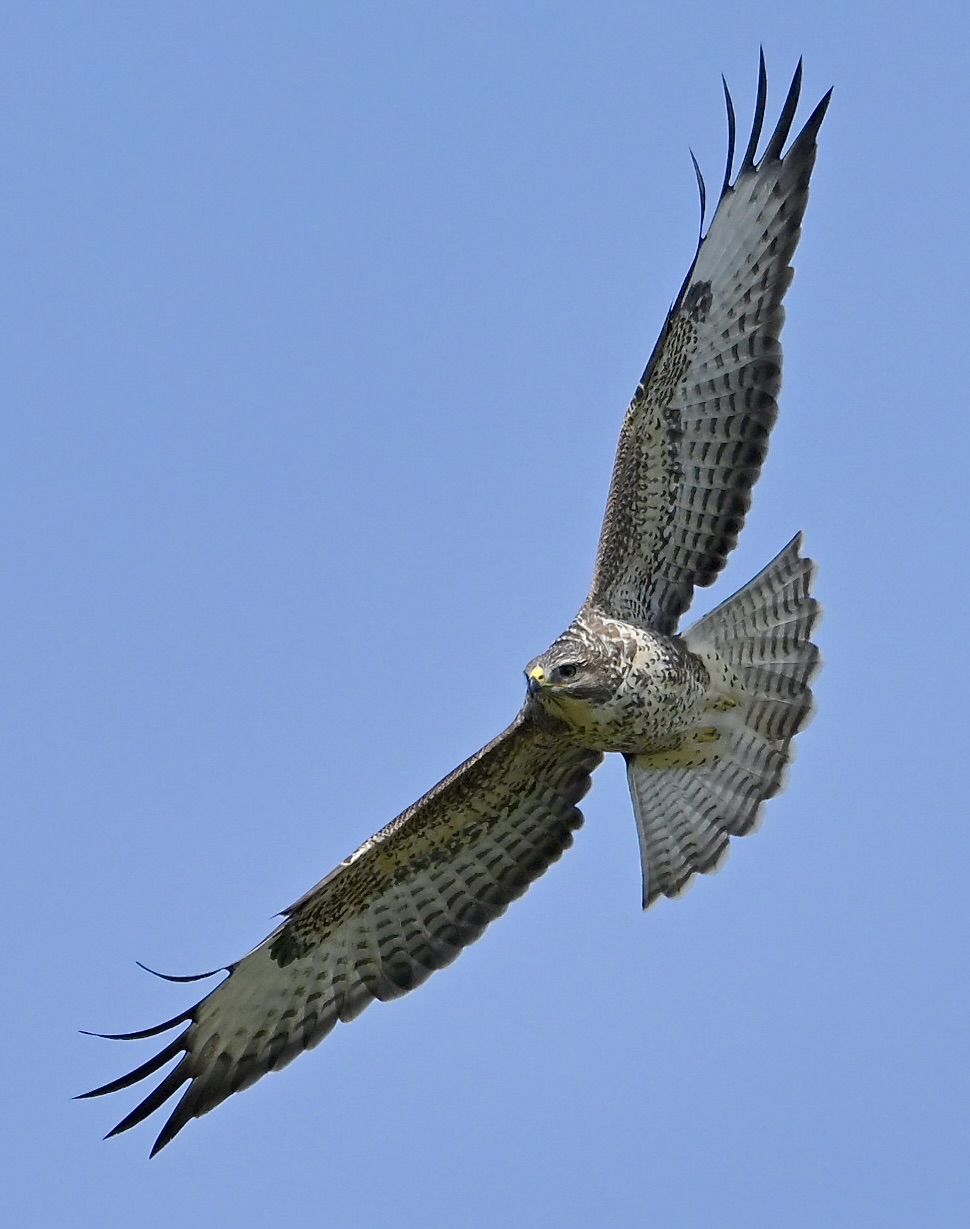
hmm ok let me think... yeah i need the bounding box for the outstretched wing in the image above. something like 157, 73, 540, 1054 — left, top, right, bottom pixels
587, 56, 831, 634
80, 714, 601, 1155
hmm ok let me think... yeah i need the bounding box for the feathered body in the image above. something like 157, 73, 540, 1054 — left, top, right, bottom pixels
526, 612, 712, 755
82, 55, 829, 1154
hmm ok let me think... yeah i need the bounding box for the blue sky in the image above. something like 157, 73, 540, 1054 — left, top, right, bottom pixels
5, 4, 969, 1226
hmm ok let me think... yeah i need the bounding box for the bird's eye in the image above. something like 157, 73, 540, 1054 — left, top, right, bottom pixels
558, 663, 579, 680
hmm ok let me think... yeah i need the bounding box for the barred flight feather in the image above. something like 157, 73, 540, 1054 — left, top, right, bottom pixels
628, 535, 820, 907
588, 53, 831, 635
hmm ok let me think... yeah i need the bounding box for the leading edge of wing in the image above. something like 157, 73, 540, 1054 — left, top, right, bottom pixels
586, 55, 831, 633
79, 714, 602, 1155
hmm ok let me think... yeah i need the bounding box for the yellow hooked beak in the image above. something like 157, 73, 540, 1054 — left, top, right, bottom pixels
526, 665, 546, 696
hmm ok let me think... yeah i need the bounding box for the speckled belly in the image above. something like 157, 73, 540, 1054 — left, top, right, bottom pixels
549, 629, 710, 754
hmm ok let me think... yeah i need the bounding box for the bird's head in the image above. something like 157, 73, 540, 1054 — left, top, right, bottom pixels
523, 630, 623, 712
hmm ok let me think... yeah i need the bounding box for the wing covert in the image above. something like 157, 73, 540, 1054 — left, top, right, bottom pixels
587, 56, 830, 634
80, 714, 601, 1154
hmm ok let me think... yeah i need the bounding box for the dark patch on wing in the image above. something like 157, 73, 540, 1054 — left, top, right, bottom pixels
269, 929, 308, 968
682, 280, 713, 323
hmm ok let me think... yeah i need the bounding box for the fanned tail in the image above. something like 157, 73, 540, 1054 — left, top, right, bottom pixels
626, 533, 820, 907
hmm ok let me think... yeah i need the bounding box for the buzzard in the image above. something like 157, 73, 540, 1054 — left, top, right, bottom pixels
82, 55, 830, 1154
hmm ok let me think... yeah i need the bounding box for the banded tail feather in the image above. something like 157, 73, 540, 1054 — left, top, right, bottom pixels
627, 534, 819, 907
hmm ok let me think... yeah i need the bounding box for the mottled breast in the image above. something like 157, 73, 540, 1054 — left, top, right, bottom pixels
535, 611, 710, 754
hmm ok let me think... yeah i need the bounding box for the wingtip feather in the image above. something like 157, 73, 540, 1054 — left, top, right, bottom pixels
739, 50, 769, 172
689, 148, 707, 242
135, 960, 225, 984
796, 87, 833, 152
720, 75, 737, 198
78, 997, 200, 1042
762, 59, 803, 162
77, 1034, 186, 1100
102, 1059, 191, 1144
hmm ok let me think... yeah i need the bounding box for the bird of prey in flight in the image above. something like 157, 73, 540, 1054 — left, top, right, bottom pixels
82, 55, 830, 1155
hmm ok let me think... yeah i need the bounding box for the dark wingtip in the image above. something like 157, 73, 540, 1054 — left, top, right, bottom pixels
79, 1002, 196, 1042
77, 1034, 186, 1100
150, 1108, 188, 1156
136, 960, 224, 984
762, 58, 803, 162
149, 1063, 221, 1155
739, 49, 768, 173
689, 148, 706, 242
796, 86, 833, 150
720, 75, 737, 197
101, 1060, 191, 1144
